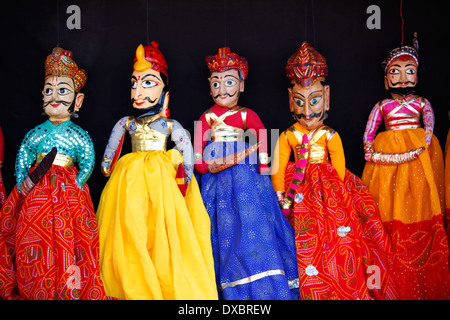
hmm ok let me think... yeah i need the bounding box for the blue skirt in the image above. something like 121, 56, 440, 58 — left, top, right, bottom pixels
198, 141, 299, 300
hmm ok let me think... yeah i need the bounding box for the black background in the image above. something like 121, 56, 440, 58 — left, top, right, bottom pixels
0, 0, 449, 209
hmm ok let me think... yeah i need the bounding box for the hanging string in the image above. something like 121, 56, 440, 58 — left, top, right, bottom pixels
146, 0, 149, 44
56, 0, 60, 46
311, 0, 316, 47
400, 0, 404, 45
304, 0, 308, 42
223, 0, 228, 46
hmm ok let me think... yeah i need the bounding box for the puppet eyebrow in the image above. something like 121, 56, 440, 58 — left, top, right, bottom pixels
142, 74, 161, 81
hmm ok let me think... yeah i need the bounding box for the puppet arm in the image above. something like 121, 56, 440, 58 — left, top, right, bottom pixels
101, 116, 129, 177
193, 113, 210, 174
421, 98, 434, 147
245, 108, 269, 174
171, 119, 194, 183
15, 130, 38, 192
363, 102, 383, 162
75, 130, 95, 189
271, 131, 292, 203
328, 132, 346, 181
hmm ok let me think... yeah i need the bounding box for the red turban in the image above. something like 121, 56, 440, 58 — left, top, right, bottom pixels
286, 42, 328, 88
206, 47, 249, 80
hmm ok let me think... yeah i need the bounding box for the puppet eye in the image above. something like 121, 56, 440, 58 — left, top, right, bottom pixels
44, 88, 53, 95
388, 68, 400, 75
406, 68, 416, 75
294, 97, 304, 107
131, 81, 138, 89
58, 88, 72, 95
142, 80, 158, 88
225, 79, 237, 87
211, 81, 220, 89
310, 96, 322, 106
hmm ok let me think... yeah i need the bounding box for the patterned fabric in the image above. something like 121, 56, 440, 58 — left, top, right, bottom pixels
206, 47, 249, 80
44, 47, 87, 92
285, 42, 328, 87
280, 128, 398, 300
200, 140, 299, 300
381, 33, 419, 72
362, 127, 450, 299
0, 165, 106, 300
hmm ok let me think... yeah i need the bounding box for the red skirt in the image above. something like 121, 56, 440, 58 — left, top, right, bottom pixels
285, 161, 398, 300
0, 165, 106, 300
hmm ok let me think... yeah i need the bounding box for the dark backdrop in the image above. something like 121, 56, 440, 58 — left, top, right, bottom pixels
1, 0, 449, 209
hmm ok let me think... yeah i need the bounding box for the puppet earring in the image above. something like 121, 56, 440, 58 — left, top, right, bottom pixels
165, 108, 170, 118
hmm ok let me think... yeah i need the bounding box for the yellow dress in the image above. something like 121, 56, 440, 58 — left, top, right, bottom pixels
97, 117, 217, 300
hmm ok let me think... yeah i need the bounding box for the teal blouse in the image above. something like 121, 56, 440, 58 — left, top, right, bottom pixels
15, 120, 95, 190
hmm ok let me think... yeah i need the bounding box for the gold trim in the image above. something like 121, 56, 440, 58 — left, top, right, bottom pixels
221, 269, 286, 290
36, 153, 74, 167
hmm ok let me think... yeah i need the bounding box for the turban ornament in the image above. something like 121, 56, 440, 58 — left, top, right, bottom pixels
44, 47, 87, 92
133, 41, 168, 83
381, 32, 419, 72
285, 42, 328, 88
206, 47, 249, 80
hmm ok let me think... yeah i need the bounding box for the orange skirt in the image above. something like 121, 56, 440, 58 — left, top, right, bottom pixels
362, 128, 450, 299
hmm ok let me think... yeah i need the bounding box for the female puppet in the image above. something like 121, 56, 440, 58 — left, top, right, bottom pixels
0, 47, 106, 300
362, 34, 450, 299
96, 42, 217, 300
194, 47, 299, 300
271, 42, 398, 300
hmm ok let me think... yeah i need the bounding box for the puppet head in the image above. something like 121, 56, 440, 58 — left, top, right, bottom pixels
382, 33, 419, 97
131, 41, 169, 118
206, 47, 248, 108
42, 47, 86, 123
286, 42, 330, 130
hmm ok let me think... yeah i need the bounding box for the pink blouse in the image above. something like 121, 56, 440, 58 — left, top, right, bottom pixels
363, 94, 434, 146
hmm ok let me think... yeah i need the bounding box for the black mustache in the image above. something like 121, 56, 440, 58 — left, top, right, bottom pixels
389, 81, 416, 86
43, 100, 71, 108
295, 111, 323, 120
213, 92, 237, 99
131, 96, 157, 104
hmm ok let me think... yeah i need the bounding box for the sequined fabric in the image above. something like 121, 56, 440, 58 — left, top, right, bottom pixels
15, 120, 95, 190
200, 141, 299, 300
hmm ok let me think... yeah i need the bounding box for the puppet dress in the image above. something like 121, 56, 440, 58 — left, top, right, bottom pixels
0, 126, 6, 206
362, 95, 450, 299
272, 123, 398, 300
96, 116, 217, 300
195, 105, 299, 300
0, 120, 106, 300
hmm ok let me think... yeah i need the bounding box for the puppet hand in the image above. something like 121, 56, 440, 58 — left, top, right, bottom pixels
259, 163, 270, 174
281, 209, 292, 218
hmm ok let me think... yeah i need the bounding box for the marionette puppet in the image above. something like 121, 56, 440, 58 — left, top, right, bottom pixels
193, 47, 299, 300
96, 42, 217, 300
362, 33, 450, 299
271, 42, 398, 300
0, 47, 107, 300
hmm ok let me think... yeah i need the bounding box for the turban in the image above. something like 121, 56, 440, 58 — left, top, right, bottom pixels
44, 47, 87, 92
381, 32, 419, 72
286, 42, 328, 88
133, 41, 168, 82
206, 47, 249, 80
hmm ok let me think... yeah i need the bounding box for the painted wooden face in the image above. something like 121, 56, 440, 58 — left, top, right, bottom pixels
289, 81, 330, 130
384, 56, 418, 91
209, 69, 244, 108
42, 76, 83, 122
131, 68, 165, 110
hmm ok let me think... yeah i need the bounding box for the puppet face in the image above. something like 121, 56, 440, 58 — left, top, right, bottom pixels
42, 76, 83, 122
131, 68, 166, 110
289, 81, 330, 130
209, 69, 244, 108
384, 56, 418, 92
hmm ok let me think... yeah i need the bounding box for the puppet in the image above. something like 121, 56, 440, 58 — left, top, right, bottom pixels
362, 33, 450, 299
0, 126, 6, 206
271, 42, 398, 300
194, 47, 299, 300
97, 42, 217, 300
0, 47, 106, 300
